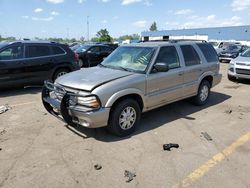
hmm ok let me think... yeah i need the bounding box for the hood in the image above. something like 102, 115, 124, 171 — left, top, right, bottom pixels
234, 56, 250, 64
56, 66, 134, 91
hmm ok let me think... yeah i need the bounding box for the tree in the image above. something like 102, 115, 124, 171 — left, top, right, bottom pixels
96, 29, 112, 42
149, 22, 157, 31
117, 34, 140, 41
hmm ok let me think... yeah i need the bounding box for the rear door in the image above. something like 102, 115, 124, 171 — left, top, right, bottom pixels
0, 44, 26, 87
146, 46, 184, 109
180, 45, 203, 96
23, 44, 53, 82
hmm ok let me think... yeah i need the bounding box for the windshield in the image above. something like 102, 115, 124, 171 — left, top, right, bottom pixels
75, 45, 90, 53
0, 42, 8, 49
225, 45, 241, 51
101, 46, 155, 73
241, 48, 250, 57
209, 42, 219, 47
70, 44, 82, 51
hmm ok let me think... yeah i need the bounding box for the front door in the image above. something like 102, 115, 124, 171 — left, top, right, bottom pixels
87, 46, 101, 66
146, 46, 184, 109
0, 44, 26, 88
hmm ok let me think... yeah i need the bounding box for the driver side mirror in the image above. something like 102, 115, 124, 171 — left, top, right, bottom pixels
87, 50, 92, 54
153, 62, 169, 72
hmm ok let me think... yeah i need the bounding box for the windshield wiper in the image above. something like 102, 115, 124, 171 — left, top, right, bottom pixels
115, 66, 134, 72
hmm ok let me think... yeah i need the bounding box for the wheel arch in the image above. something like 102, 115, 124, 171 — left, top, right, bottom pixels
105, 89, 145, 111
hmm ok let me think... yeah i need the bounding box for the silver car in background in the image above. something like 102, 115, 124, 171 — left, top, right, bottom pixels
228, 48, 250, 81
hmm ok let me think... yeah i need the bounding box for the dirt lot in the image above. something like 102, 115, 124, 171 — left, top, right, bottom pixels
0, 63, 250, 188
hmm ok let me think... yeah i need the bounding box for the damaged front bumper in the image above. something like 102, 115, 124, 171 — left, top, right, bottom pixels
42, 81, 110, 128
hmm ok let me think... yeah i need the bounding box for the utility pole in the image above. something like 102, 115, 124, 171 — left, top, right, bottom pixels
87, 16, 89, 41
67, 28, 69, 39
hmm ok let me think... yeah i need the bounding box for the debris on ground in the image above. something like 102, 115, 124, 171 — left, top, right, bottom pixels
201, 132, 213, 141
0, 105, 11, 114
0, 129, 6, 136
163, 143, 179, 151
124, 170, 136, 183
225, 109, 232, 114
0, 148, 2, 151
224, 85, 241, 89
94, 164, 102, 170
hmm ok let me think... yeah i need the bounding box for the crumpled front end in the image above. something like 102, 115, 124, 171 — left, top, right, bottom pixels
42, 81, 110, 128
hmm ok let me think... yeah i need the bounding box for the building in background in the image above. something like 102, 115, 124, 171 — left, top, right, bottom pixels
141, 25, 250, 44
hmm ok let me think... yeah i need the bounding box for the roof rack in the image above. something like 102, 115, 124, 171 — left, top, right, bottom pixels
141, 39, 207, 43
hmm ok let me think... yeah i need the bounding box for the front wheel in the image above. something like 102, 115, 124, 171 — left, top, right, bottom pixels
107, 99, 141, 137
193, 80, 211, 106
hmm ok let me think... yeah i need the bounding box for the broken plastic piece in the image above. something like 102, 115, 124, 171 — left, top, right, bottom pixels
201, 132, 213, 141
94, 164, 102, 170
0, 105, 11, 114
163, 143, 179, 151
225, 109, 232, 114
124, 170, 136, 183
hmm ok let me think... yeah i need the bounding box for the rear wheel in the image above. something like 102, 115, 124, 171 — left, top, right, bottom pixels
78, 59, 84, 68
193, 80, 211, 106
53, 68, 69, 82
107, 99, 141, 137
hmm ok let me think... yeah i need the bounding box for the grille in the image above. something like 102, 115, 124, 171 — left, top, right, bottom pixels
236, 68, 250, 75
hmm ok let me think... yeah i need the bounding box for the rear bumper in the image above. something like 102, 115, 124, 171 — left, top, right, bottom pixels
42, 82, 110, 128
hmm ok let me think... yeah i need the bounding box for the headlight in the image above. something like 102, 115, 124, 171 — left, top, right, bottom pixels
76, 96, 100, 108
228, 61, 235, 72
231, 53, 238, 58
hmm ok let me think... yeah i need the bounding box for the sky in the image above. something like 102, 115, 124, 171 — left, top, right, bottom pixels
0, 0, 250, 40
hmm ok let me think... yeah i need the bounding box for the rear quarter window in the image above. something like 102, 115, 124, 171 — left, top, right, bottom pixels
180, 45, 201, 66
197, 43, 218, 63
52, 46, 65, 55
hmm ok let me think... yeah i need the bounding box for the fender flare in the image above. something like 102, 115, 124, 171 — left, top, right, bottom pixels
105, 88, 145, 108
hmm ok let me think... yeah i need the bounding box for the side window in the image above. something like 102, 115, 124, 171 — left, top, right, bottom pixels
0, 45, 23, 60
180, 45, 200, 66
155, 46, 180, 69
89, 46, 100, 53
197, 43, 218, 63
26, 46, 50, 58
101, 46, 112, 53
52, 46, 65, 55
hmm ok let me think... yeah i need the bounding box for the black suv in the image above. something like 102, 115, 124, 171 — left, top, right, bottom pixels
74, 44, 114, 67
0, 41, 80, 89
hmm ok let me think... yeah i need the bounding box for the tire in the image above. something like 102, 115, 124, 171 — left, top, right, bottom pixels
193, 80, 211, 106
107, 99, 141, 137
228, 74, 236, 82
53, 68, 69, 82
78, 59, 84, 68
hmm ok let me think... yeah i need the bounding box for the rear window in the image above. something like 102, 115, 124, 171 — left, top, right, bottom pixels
52, 46, 65, 55
26, 46, 50, 58
180, 45, 200, 66
197, 43, 218, 63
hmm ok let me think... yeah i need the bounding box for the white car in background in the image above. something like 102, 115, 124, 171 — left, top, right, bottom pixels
228, 48, 250, 81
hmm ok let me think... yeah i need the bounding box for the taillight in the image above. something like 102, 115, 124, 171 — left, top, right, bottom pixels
74, 53, 79, 61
